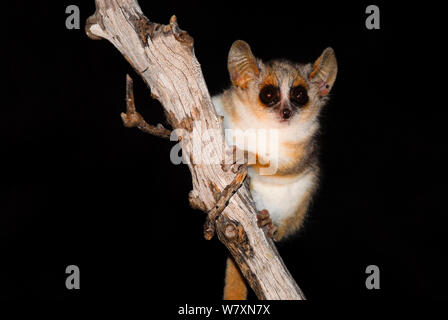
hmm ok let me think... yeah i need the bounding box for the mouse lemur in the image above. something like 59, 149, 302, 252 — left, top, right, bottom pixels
212, 40, 337, 299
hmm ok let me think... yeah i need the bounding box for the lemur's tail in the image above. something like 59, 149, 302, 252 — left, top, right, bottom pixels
223, 256, 247, 300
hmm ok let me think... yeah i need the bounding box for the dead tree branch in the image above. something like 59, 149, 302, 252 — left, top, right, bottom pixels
86, 0, 305, 300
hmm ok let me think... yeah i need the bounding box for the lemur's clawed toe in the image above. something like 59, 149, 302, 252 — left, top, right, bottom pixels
221, 146, 238, 172
257, 209, 277, 238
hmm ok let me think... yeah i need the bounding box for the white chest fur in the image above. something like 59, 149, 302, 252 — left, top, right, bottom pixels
248, 168, 315, 224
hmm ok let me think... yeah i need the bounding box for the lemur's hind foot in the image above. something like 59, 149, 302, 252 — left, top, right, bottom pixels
257, 209, 277, 238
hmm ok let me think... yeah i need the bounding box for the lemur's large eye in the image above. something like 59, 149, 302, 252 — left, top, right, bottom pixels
290, 85, 309, 107
259, 85, 280, 106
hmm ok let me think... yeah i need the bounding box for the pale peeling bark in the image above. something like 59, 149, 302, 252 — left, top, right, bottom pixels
86, 0, 305, 300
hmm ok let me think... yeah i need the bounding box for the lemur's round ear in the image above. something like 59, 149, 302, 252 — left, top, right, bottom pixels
309, 47, 338, 96
228, 40, 259, 89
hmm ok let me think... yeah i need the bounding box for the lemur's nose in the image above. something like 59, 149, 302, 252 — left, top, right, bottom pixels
282, 108, 292, 119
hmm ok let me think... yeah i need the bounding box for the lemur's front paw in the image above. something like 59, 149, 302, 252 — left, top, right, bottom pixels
221, 162, 242, 173
221, 146, 243, 173
257, 209, 277, 238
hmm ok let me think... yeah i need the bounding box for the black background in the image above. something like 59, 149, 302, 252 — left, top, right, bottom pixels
2, 0, 446, 305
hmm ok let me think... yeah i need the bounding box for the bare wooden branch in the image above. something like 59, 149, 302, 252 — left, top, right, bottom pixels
86, 0, 305, 300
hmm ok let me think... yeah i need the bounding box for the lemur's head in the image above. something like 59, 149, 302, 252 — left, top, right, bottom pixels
227, 40, 337, 127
